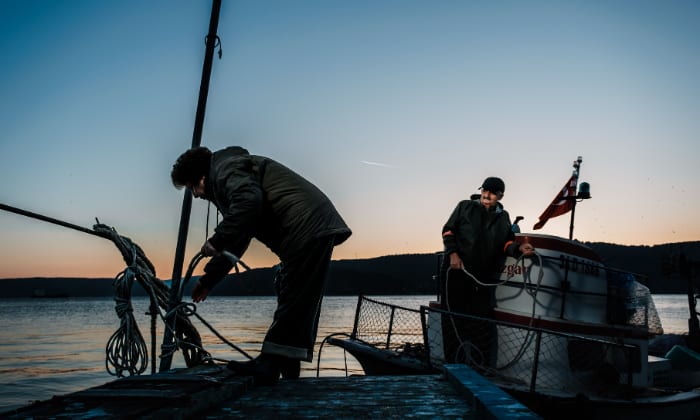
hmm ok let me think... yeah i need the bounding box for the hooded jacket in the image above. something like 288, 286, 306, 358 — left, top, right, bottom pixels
201, 146, 351, 285
442, 197, 519, 277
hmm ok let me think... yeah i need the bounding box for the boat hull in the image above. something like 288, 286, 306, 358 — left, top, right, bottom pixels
496, 234, 609, 324
326, 337, 436, 375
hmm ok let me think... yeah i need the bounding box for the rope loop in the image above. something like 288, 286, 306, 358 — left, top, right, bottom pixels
98, 222, 257, 375
106, 261, 148, 377
205, 34, 222, 59
96, 223, 205, 374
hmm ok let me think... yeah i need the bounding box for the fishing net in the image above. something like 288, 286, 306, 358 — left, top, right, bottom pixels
351, 296, 425, 355
349, 296, 652, 397
607, 270, 664, 335
431, 306, 643, 394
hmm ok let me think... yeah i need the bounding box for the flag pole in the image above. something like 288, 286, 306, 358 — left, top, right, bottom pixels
568, 156, 582, 240
532, 156, 590, 233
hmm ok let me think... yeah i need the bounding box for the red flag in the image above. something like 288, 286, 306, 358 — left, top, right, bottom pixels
533, 172, 578, 230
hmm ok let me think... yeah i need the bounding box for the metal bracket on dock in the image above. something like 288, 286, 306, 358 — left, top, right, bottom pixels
444, 364, 541, 419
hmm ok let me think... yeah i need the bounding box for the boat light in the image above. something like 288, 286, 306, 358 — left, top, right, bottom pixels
578, 182, 591, 199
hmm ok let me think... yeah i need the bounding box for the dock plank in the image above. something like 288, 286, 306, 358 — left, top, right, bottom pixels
204, 374, 474, 419
2, 364, 537, 419
2, 365, 250, 419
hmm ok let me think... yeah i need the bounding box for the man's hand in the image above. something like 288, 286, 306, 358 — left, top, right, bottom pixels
519, 243, 536, 257
449, 252, 464, 269
201, 240, 220, 257
191, 281, 210, 303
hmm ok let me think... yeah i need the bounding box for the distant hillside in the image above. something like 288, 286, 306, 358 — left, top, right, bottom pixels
1, 241, 698, 298
0, 253, 441, 298
585, 241, 700, 293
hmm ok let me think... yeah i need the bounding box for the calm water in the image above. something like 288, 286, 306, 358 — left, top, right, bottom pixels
0, 295, 430, 412
0, 294, 692, 412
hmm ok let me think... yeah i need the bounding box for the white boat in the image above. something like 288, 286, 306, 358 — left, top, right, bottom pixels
328, 234, 700, 419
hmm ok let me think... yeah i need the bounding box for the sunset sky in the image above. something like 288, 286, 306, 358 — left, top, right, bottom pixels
1, 0, 698, 280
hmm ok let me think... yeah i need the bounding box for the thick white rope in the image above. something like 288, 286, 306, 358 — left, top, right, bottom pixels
444, 251, 544, 374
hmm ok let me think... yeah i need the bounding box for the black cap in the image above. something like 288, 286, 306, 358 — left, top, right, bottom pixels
480, 177, 505, 194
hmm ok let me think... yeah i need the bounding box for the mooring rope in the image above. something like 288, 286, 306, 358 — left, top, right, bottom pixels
317, 332, 353, 377
445, 251, 545, 375
94, 223, 206, 376
175, 250, 253, 361
98, 221, 259, 376
0, 204, 253, 373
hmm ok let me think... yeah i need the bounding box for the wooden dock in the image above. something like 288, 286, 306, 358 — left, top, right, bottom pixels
1, 364, 539, 419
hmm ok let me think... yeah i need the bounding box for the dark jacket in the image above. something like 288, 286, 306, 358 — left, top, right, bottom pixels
201, 146, 351, 285
442, 198, 519, 277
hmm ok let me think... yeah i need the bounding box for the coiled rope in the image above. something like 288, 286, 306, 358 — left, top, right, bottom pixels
0, 204, 250, 375
106, 263, 149, 377
94, 223, 205, 376
98, 221, 259, 376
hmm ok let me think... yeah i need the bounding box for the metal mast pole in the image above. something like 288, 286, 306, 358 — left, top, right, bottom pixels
160, 0, 222, 372
568, 156, 582, 240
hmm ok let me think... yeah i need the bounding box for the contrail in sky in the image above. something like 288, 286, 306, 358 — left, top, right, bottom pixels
360, 160, 394, 168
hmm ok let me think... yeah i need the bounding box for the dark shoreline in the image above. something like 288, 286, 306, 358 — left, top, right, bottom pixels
1, 241, 699, 298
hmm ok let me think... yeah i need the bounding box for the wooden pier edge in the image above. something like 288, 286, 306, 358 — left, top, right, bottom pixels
3, 364, 540, 418
443, 364, 541, 419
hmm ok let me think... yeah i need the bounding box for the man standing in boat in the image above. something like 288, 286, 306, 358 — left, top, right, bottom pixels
171, 146, 351, 385
441, 177, 534, 366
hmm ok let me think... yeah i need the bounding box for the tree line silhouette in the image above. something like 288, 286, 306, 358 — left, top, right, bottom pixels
1, 241, 698, 298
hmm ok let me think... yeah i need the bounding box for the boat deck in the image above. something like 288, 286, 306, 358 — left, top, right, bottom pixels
1, 364, 538, 419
